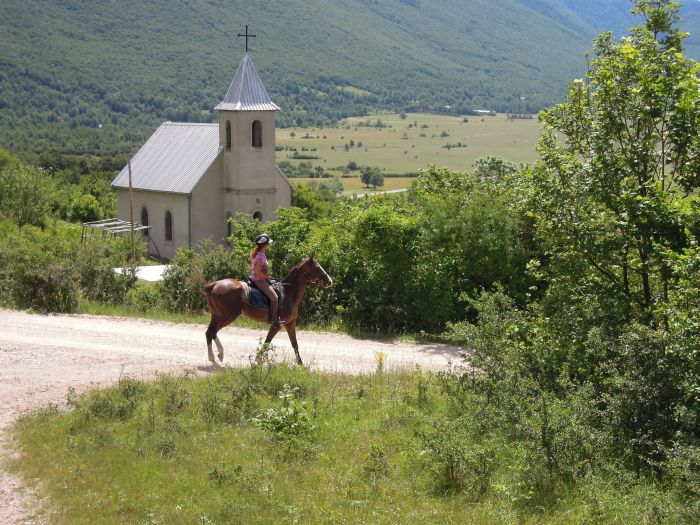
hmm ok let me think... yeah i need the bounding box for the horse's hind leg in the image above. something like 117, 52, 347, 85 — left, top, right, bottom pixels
206, 319, 219, 366
214, 332, 225, 362
210, 312, 240, 363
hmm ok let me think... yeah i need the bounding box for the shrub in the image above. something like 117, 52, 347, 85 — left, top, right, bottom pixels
600, 325, 696, 468
13, 260, 79, 313
0, 164, 52, 229
0, 222, 83, 312
159, 239, 246, 313
667, 444, 700, 497
419, 418, 495, 496
250, 384, 314, 438
363, 444, 391, 489
125, 283, 161, 312
76, 236, 139, 304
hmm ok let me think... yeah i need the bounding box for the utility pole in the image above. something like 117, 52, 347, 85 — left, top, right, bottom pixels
128, 160, 136, 261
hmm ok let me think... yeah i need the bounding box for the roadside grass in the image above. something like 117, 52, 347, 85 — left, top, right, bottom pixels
277, 112, 541, 177
78, 298, 224, 326
9, 349, 692, 524
77, 298, 434, 343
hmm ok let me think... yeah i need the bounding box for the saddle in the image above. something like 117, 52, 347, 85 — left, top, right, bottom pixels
244, 279, 284, 311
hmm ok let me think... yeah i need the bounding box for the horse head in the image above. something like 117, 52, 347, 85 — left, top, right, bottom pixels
301, 254, 333, 288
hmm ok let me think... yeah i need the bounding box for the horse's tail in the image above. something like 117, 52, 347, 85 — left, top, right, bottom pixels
188, 271, 214, 295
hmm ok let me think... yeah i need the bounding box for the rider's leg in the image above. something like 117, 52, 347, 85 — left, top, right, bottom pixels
254, 280, 280, 324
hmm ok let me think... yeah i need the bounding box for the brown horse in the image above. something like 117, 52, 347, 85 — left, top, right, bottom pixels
203, 255, 332, 366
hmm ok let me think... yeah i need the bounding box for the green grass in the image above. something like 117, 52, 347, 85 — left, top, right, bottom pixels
277, 112, 541, 182
77, 298, 432, 343
8, 356, 694, 524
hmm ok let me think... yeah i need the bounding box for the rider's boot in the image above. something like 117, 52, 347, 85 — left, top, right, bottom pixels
270, 303, 284, 327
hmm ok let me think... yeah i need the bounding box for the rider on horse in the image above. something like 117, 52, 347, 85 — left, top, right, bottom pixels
250, 233, 284, 326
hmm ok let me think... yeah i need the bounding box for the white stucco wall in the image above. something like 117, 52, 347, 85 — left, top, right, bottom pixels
190, 155, 225, 245
275, 166, 293, 213
116, 189, 189, 260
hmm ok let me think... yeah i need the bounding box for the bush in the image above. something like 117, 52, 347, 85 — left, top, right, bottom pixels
250, 384, 314, 438
419, 418, 495, 496
667, 444, 700, 497
159, 239, 246, 313
363, 444, 391, 489
13, 260, 79, 313
125, 283, 161, 312
600, 325, 697, 468
76, 236, 139, 304
0, 223, 81, 312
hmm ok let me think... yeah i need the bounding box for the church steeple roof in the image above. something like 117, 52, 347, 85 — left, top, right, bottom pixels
215, 53, 279, 111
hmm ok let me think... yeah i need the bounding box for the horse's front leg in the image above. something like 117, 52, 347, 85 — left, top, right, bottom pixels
285, 322, 302, 366
264, 323, 282, 345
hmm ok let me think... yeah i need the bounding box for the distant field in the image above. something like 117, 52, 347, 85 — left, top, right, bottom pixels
291, 176, 417, 194
276, 112, 541, 179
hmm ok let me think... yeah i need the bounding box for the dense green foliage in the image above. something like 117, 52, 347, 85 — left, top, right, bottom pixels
0, 220, 139, 313
440, 0, 700, 511
10, 352, 697, 524
0, 150, 125, 312
0, 163, 53, 229
150, 167, 531, 333
4, 0, 700, 159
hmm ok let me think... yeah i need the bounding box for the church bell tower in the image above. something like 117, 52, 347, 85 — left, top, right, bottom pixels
215, 28, 281, 222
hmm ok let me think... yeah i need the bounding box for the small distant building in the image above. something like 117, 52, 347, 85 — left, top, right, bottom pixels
112, 52, 292, 259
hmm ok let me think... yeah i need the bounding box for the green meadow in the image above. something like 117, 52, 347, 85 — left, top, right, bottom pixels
276, 112, 541, 183
294, 176, 417, 194
9, 352, 687, 525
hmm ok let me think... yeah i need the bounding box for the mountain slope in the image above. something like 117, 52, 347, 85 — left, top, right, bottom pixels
0, 0, 698, 159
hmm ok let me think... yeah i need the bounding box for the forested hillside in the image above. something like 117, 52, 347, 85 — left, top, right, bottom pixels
1, 0, 700, 159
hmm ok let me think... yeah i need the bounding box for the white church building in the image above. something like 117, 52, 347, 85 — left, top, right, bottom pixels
112, 52, 292, 259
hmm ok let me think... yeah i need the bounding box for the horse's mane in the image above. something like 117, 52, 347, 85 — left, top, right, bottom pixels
282, 258, 310, 284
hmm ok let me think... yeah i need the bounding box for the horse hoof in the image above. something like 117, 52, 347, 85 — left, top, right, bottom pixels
218, 352, 224, 362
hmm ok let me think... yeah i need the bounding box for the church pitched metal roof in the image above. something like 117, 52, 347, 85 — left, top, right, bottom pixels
112, 122, 222, 194
215, 53, 279, 111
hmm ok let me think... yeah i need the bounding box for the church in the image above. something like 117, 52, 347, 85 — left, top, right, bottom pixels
111, 46, 292, 260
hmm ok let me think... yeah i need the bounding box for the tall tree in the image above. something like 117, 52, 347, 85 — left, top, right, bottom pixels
0, 164, 53, 230
369, 171, 384, 190
528, 0, 700, 326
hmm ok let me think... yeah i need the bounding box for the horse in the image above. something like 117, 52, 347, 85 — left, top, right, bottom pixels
203, 255, 333, 366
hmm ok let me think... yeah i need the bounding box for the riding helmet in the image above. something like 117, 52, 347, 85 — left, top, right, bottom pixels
255, 233, 273, 245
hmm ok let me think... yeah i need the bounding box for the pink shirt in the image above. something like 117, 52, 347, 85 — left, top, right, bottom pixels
249, 250, 270, 281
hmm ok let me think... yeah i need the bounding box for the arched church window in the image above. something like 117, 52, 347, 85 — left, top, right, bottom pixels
226, 211, 233, 238
252, 120, 262, 148
226, 121, 231, 150
165, 211, 173, 241
141, 207, 149, 238
253, 211, 263, 221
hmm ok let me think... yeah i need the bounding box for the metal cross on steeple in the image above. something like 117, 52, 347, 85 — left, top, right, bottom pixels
237, 25, 256, 52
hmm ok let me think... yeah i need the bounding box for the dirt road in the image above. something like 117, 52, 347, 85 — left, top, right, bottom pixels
0, 309, 462, 523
